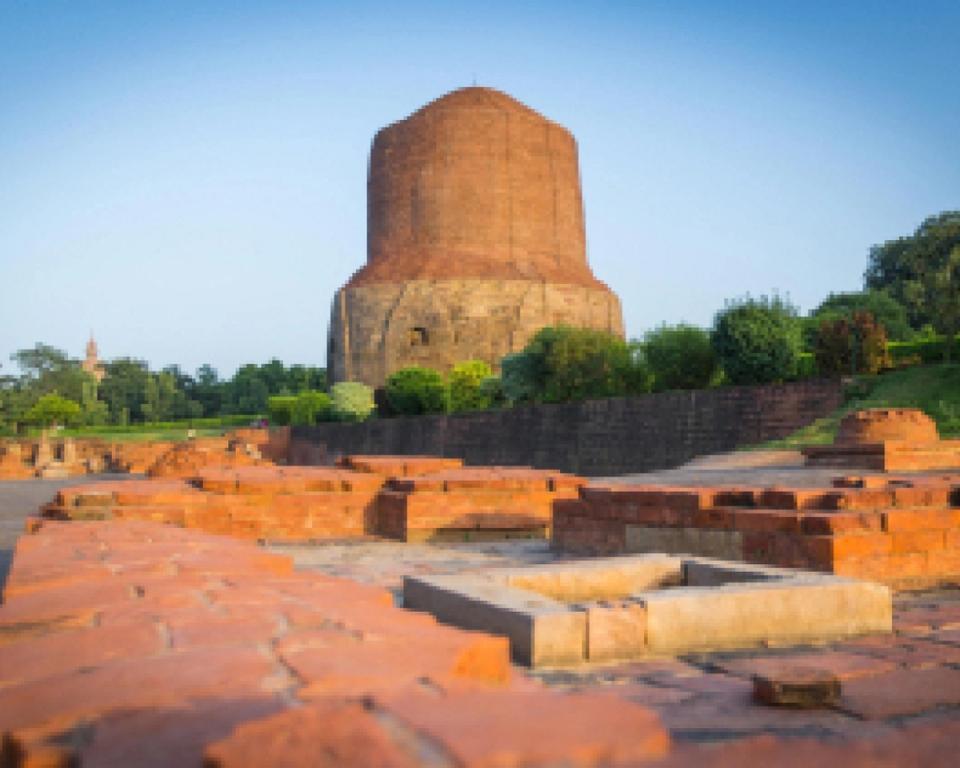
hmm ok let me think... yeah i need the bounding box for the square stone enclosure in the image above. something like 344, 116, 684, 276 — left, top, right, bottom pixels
403, 555, 892, 667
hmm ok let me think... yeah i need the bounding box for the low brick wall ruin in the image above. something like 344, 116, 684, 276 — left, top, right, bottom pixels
0, 429, 273, 480
41, 464, 587, 543
289, 379, 844, 476
553, 474, 960, 588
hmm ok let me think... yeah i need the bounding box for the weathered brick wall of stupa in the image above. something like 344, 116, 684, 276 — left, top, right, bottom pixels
328, 87, 624, 386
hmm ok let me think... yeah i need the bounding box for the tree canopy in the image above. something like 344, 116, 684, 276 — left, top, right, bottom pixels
1, 344, 328, 434
864, 211, 960, 333
711, 295, 803, 385
806, 290, 912, 345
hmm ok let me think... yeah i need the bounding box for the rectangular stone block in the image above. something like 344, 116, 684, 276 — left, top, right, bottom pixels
641, 579, 892, 654
403, 575, 586, 666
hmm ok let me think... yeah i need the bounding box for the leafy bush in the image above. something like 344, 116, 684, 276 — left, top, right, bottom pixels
500, 351, 540, 404
24, 393, 82, 427
478, 376, 506, 408
266, 395, 297, 426
814, 311, 890, 376
448, 360, 494, 412
330, 382, 375, 422
641, 324, 717, 391
385, 367, 448, 415
711, 295, 803, 384
804, 290, 912, 347
504, 326, 649, 404
290, 390, 332, 426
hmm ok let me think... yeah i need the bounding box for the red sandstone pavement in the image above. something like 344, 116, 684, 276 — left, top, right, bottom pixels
3, 473, 960, 765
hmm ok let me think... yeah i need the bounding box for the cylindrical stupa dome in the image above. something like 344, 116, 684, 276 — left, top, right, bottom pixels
328, 86, 623, 386
351, 87, 599, 288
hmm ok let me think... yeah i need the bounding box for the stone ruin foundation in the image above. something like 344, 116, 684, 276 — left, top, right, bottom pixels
404, 555, 892, 666
552, 474, 960, 588
0, 428, 275, 480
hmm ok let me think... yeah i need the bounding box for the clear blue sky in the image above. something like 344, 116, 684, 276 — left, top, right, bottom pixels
1, 1, 957, 379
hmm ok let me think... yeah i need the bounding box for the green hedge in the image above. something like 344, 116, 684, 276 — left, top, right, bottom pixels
385, 367, 448, 415
266, 396, 297, 426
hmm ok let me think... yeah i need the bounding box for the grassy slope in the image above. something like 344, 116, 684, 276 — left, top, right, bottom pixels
754, 364, 960, 449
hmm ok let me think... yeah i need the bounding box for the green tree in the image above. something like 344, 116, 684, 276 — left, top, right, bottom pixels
814, 311, 890, 376
80, 377, 108, 426
711, 295, 803, 385
478, 376, 506, 408
267, 395, 297, 426
0, 377, 31, 434
100, 358, 152, 423
24, 393, 82, 427
865, 211, 960, 336
641, 324, 717, 391
11, 343, 72, 381
223, 364, 271, 414
805, 290, 912, 347
505, 326, 647, 404
10, 343, 91, 403
448, 360, 494, 412
500, 351, 541, 405
385, 367, 448, 415
286, 365, 327, 393
919, 245, 960, 363
220, 360, 326, 415
189, 364, 223, 417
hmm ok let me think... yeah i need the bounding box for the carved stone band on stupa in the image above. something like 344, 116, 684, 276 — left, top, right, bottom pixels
327, 86, 624, 387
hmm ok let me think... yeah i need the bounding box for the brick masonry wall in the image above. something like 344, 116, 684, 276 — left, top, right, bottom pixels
290, 379, 844, 476
327, 279, 622, 385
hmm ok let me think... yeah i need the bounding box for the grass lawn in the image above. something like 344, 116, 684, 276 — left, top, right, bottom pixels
24, 427, 230, 443
752, 364, 960, 450
18, 416, 262, 443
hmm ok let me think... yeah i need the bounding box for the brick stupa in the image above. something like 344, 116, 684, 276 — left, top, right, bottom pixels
327, 86, 624, 386
803, 408, 960, 471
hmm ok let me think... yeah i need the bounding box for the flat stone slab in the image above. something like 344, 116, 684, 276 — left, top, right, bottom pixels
403, 554, 892, 666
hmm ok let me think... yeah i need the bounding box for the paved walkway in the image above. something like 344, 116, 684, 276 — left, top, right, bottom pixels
596, 448, 887, 488
0, 474, 139, 592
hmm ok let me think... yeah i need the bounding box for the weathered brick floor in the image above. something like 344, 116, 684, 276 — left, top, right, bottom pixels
270, 538, 960, 752
0, 476, 134, 591
3, 465, 960, 765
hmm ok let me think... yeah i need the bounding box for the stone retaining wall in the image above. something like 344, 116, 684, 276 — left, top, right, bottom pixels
290, 379, 844, 476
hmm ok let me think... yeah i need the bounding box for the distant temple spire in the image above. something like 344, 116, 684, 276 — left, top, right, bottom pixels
82, 332, 105, 383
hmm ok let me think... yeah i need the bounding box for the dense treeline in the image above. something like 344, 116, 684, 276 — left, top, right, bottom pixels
0, 350, 326, 433
3, 210, 956, 432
